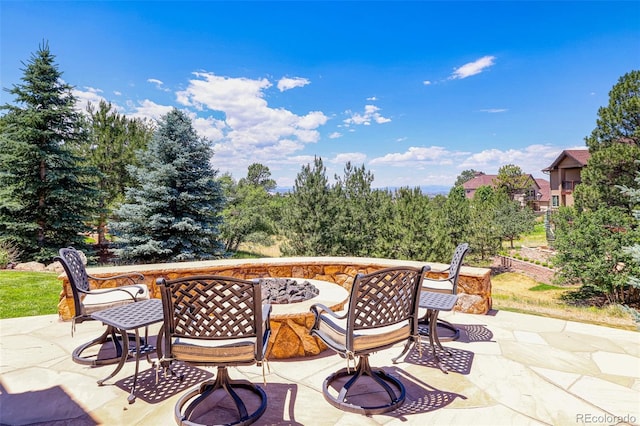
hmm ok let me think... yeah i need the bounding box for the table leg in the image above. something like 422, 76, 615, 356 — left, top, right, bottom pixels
429, 310, 449, 373
97, 328, 129, 386
127, 328, 141, 404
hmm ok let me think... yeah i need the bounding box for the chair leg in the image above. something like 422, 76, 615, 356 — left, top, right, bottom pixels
72, 325, 138, 366
322, 355, 405, 415
175, 366, 267, 426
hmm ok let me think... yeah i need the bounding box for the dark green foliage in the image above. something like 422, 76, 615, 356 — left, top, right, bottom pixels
454, 169, 482, 187
220, 166, 278, 252
576, 70, 640, 212
0, 43, 96, 262
83, 100, 153, 245
468, 186, 502, 260
494, 192, 536, 248
554, 71, 640, 305
553, 206, 639, 304
281, 157, 336, 256
111, 109, 225, 263
331, 162, 377, 256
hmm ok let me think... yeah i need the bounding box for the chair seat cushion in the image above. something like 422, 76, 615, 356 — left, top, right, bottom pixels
317, 311, 410, 353
422, 280, 453, 292
171, 336, 257, 364
82, 284, 150, 315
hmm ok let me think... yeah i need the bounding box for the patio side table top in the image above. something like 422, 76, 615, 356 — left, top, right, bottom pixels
91, 298, 163, 330
419, 291, 458, 312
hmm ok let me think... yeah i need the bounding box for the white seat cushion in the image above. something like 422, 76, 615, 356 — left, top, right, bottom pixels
171, 336, 257, 363
82, 284, 149, 314
317, 311, 410, 353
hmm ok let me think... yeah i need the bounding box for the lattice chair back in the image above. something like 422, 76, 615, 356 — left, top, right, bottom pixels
445, 243, 470, 294
347, 267, 423, 351
58, 247, 92, 318
158, 275, 270, 366
157, 275, 271, 425
55, 247, 148, 366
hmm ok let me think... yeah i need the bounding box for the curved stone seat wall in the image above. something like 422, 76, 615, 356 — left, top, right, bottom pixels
57, 256, 492, 358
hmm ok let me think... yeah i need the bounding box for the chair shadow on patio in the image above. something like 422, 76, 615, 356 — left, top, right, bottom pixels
381, 367, 466, 418
0, 381, 99, 425
114, 361, 214, 404
403, 341, 475, 375
456, 323, 494, 343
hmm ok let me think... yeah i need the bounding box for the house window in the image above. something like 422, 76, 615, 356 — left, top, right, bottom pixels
552, 195, 559, 207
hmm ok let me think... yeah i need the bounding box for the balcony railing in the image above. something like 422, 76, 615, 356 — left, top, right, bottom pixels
561, 180, 581, 193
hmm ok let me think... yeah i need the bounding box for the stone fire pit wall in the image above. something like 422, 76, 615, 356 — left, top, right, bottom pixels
56, 257, 492, 359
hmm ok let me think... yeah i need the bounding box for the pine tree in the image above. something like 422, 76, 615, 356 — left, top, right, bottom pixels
111, 108, 225, 263
281, 157, 336, 256
0, 43, 96, 262
576, 70, 640, 211
83, 100, 153, 247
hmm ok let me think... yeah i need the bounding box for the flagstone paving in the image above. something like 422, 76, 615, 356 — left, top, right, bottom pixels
1, 310, 638, 425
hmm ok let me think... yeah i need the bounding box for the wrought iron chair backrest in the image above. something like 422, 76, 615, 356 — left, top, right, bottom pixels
158, 275, 267, 359
447, 243, 470, 293
56, 247, 92, 317
346, 266, 426, 350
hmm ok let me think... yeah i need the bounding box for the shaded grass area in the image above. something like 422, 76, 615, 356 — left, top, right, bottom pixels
492, 272, 636, 330
0, 270, 60, 318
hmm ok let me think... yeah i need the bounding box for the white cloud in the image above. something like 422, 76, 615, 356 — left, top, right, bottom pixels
423, 80, 432, 85
127, 99, 174, 121
148, 78, 170, 92
458, 144, 562, 177
367, 96, 378, 101
329, 132, 342, 139
480, 108, 508, 113
451, 55, 496, 79
72, 86, 110, 114
174, 71, 329, 174
331, 152, 367, 165
277, 76, 310, 92
370, 146, 460, 166
343, 104, 391, 126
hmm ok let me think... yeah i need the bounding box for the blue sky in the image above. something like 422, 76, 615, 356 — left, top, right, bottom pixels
2, 1, 639, 190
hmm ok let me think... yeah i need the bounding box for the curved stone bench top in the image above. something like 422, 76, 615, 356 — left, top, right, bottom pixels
83, 256, 489, 280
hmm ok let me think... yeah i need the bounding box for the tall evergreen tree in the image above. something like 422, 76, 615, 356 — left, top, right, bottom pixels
575, 70, 640, 212
0, 43, 96, 262
468, 186, 501, 260
84, 100, 153, 246
111, 108, 225, 263
332, 162, 376, 256
281, 156, 336, 256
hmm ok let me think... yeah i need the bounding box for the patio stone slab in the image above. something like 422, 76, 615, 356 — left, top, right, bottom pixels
1, 310, 638, 425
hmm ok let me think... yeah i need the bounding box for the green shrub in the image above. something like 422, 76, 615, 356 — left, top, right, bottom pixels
0, 241, 22, 269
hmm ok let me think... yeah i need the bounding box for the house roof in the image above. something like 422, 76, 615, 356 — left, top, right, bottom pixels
462, 173, 540, 191
535, 178, 550, 202
462, 174, 498, 190
542, 149, 590, 172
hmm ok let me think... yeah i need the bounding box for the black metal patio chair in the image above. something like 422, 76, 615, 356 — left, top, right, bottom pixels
55, 247, 149, 366
419, 243, 470, 341
157, 275, 272, 426
309, 266, 429, 415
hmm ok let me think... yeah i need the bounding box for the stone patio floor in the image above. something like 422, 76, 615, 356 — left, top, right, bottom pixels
1, 309, 638, 425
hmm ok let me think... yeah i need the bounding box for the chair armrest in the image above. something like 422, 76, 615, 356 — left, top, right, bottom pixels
310, 303, 347, 320
76, 284, 146, 301
88, 272, 145, 285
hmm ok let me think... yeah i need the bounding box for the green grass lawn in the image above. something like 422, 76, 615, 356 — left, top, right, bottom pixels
0, 270, 61, 318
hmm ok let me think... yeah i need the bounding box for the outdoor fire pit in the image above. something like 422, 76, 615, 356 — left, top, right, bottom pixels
256, 277, 349, 359
258, 277, 320, 304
